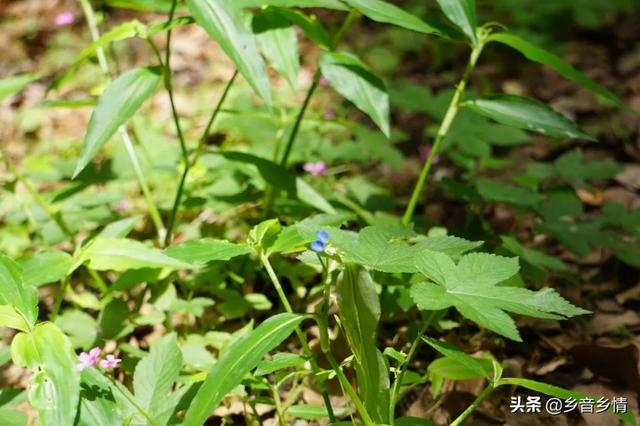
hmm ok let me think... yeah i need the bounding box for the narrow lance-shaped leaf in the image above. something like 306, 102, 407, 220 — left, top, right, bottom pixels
11, 323, 80, 426
0, 74, 38, 102
236, 0, 348, 9
436, 0, 478, 45
487, 33, 625, 107
187, 0, 272, 105
320, 52, 390, 137
183, 313, 303, 426
463, 94, 596, 141
336, 265, 390, 424
73, 67, 162, 177
341, 0, 439, 35
253, 9, 300, 90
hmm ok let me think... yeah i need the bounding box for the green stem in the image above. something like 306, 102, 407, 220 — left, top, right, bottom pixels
78, 0, 165, 241
50, 277, 70, 321
449, 381, 495, 426
164, 70, 238, 245
402, 43, 485, 225
325, 351, 375, 426
388, 320, 429, 425
272, 385, 286, 426
260, 254, 336, 423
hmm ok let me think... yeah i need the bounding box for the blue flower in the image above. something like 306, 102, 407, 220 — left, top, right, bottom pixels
310, 240, 326, 252
316, 230, 329, 244
310, 230, 329, 253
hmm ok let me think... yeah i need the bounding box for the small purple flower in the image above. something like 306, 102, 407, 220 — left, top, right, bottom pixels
77, 347, 101, 371
303, 161, 328, 177
100, 354, 122, 369
419, 144, 441, 164
55, 11, 75, 26
310, 230, 329, 253
323, 109, 336, 120
319, 75, 330, 87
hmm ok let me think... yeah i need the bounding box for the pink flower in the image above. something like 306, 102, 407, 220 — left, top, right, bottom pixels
100, 354, 122, 369
319, 75, 330, 87
55, 11, 75, 26
323, 109, 336, 120
77, 347, 101, 371
419, 144, 441, 164
303, 161, 328, 177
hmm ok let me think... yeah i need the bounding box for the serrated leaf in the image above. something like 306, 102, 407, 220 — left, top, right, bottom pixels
165, 239, 250, 265
183, 313, 302, 426
463, 94, 595, 141
0, 254, 37, 327
414, 235, 483, 258
320, 52, 390, 137
0, 74, 38, 102
19, 251, 74, 287
253, 10, 300, 90
10, 323, 79, 426
436, 0, 477, 45
187, 0, 272, 105
73, 67, 162, 177
79, 238, 195, 271
336, 265, 389, 424
487, 33, 624, 107
133, 333, 183, 425
553, 149, 623, 182
342, 0, 439, 35
411, 250, 589, 341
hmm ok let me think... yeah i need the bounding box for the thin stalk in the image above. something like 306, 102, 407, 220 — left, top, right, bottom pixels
164, 70, 239, 245
325, 351, 375, 426
50, 277, 70, 321
271, 385, 286, 426
278, 9, 358, 168
402, 43, 485, 224
77, 0, 165, 240
449, 381, 495, 426
1, 149, 73, 238
260, 254, 336, 423
389, 320, 429, 425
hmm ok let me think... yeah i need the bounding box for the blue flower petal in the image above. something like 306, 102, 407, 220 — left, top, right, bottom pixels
310, 240, 326, 253
316, 230, 329, 244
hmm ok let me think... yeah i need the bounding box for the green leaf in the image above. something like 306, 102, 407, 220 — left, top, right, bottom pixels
254, 352, 307, 376
498, 378, 637, 426
253, 10, 300, 90
336, 265, 389, 424
165, 239, 250, 265
183, 313, 303, 426
500, 236, 568, 272
19, 251, 74, 287
96, 216, 142, 239
0, 254, 37, 327
10, 323, 80, 426
476, 178, 543, 207
411, 250, 589, 341
187, 0, 271, 105
79, 238, 195, 271
341, 0, 439, 34
0, 305, 30, 332
236, 0, 348, 8
76, 368, 124, 426
54, 310, 97, 350
0, 74, 38, 102
486, 33, 624, 107
268, 213, 352, 255
286, 404, 332, 420
414, 235, 483, 258
320, 52, 390, 137
463, 94, 595, 141
423, 337, 492, 378
553, 149, 623, 182
272, 7, 333, 49
435, 0, 477, 45
133, 333, 183, 425
73, 67, 162, 177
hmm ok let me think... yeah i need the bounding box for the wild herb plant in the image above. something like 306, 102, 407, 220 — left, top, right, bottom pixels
0, 0, 636, 425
